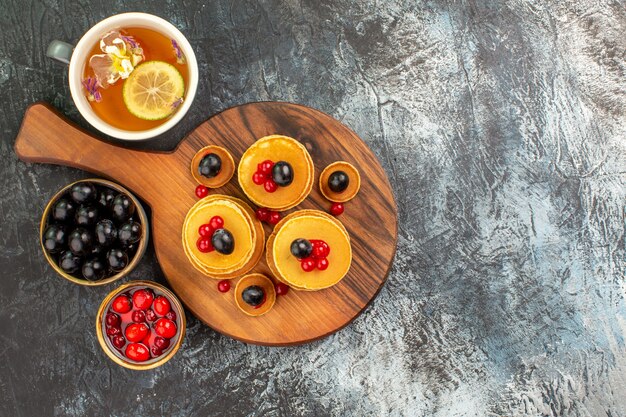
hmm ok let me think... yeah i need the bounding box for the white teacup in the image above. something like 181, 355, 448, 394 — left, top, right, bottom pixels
47, 13, 198, 141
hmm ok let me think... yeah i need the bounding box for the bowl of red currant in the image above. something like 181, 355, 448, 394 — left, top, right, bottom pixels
96, 280, 185, 370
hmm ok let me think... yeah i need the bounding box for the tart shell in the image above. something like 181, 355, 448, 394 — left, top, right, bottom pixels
319, 161, 361, 203
191, 145, 235, 188
234, 273, 276, 317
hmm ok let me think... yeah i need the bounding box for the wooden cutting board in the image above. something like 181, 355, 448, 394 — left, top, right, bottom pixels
14, 102, 398, 346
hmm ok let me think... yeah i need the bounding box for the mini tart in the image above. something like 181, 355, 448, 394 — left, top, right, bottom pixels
266, 210, 348, 291
183, 196, 265, 279
234, 274, 276, 317
238, 135, 314, 210
182, 195, 263, 278
319, 161, 361, 203
267, 210, 352, 290
191, 145, 235, 188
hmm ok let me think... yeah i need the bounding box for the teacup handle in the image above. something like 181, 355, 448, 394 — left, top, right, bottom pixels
46, 40, 74, 65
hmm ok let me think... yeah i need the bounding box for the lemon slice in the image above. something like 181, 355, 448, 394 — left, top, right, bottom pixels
123, 61, 184, 120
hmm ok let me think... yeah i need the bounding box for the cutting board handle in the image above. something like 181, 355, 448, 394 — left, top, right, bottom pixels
14, 102, 187, 203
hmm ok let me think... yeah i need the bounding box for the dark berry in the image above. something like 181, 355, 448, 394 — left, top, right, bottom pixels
90, 243, 105, 256
52, 198, 75, 222
118, 222, 142, 247
275, 283, 289, 296
272, 161, 294, 186
111, 194, 135, 223
70, 182, 97, 204
330, 202, 344, 216
107, 248, 128, 271
82, 257, 107, 281
132, 310, 146, 323
98, 188, 116, 209
106, 326, 122, 336
106, 312, 120, 327
217, 280, 231, 293
145, 309, 157, 322
290, 238, 312, 259
59, 250, 81, 274
198, 153, 222, 178
75, 205, 99, 227
328, 170, 349, 193
95, 219, 117, 246
68, 228, 93, 256
43, 224, 67, 253
165, 311, 177, 322
242, 286, 265, 307
111, 335, 126, 349
151, 346, 163, 357
154, 336, 170, 350
195, 185, 209, 198
211, 229, 235, 255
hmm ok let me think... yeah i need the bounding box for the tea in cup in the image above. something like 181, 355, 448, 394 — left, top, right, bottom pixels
47, 13, 198, 140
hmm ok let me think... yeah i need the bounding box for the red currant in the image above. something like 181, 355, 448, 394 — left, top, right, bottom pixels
198, 223, 213, 237
132, 289, 154, 310
195, 185, 209, 199
218, 280, 231, 293
264, 179, 278, 193
255, 207, 270, 222
111, 295, 132, 314
155, 318, 177, 339
268, 211, 281, 225
197, 237, 214, 253
153, 296, 171, 316
111, 335, 125, 349
209, 216, 224, 230
260, 160, 274, 175
275, 282, 289, 296
311, 240, 330, 258
301, 258, 316, 272
131, 310, 146, 323
330, 202, 344, 216
125, 343, 150, 361
252, 172, 265, 185
125, 323, 149, 343
317, 258, 329, 270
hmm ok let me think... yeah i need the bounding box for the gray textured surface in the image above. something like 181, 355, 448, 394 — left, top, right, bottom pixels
1, 0, 625, 416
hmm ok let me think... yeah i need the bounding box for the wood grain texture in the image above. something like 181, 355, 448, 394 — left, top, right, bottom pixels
14, 101, 398, 345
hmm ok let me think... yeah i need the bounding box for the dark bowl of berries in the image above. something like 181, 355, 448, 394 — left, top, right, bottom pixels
40, 179, 149, 286
96, 280, 186, 370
